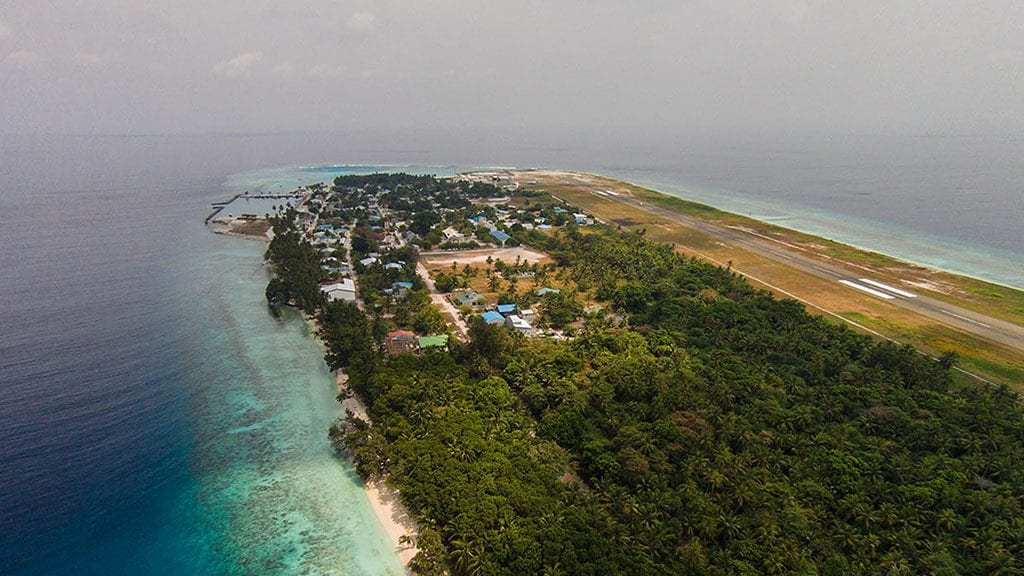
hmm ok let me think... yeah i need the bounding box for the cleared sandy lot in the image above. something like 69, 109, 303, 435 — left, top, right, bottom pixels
420, 247, 551, 268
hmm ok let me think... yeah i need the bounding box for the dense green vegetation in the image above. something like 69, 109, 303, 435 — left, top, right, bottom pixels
268, 178, 1024, 575
264, 219, 325, 313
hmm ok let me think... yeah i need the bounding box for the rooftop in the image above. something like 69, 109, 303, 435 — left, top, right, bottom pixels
454, 291, 483, 305
481, 310, 504, 324
418, 335, 450, 349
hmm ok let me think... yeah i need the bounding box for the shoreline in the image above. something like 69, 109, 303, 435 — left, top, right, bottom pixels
615, 172, 1019, 302
299, 310, 422, 573
232, 206, 422, 573
300, 311, 423, 572
485, 168, 1024, 293
335, 370, 422, 571
621, 175, 1024, 294
618, 174, 1024, 293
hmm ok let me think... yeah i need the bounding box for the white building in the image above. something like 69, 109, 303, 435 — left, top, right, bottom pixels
505, 314, 533, 335
320, 278, 357, 302
442, 227, 464, 242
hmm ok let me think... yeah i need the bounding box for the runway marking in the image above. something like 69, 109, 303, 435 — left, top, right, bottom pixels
839, 280, 895, 299
859, 278, 917, 298
939, 309, 992, 328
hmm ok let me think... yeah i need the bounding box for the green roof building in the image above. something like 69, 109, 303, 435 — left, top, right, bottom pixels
453, 290, 483, 306
418, 335, 450, 350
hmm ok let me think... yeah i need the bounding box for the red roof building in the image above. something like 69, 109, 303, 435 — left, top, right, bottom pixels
385, 330, 418, 357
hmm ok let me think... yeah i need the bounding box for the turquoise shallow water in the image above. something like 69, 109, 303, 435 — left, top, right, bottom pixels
223, 164, 456, 196
171, 235, 404, 575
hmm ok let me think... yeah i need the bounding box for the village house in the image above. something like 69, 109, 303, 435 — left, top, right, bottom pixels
385, 330, 418, 357
390, 281, 414, 298
453, 290, 484, 308
481, 310, 505, 324
506, 314, 534, 335
320, 278, 356, 302
490, 229, 511, 246
442, 227, 465, 242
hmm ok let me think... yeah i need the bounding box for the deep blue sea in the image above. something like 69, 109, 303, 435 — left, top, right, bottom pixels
1, 129, 1021, 574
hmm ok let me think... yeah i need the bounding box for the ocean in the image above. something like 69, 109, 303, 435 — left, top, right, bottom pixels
1, 129, 1021, 574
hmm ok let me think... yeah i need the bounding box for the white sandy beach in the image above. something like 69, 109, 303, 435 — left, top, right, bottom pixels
337, 371, 421, 571
366, 478, 421, 568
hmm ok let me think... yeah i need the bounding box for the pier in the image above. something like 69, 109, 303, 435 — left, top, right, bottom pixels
205, 192, 304, 224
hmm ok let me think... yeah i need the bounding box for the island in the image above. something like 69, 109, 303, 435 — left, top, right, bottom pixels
220, 170, 1024, 575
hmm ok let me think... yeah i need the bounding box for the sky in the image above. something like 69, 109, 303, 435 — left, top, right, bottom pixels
1, 1, 1022, 135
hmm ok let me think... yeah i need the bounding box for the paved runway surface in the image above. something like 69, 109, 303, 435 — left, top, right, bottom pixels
571, 179, 1024, 354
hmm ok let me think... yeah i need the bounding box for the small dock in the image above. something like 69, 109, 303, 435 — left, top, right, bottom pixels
205, 192, 304, 224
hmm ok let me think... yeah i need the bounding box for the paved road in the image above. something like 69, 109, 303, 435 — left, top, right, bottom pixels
568, 179, 1024, 354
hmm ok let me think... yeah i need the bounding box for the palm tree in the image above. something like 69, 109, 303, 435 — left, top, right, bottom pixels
450, 537, 484, 575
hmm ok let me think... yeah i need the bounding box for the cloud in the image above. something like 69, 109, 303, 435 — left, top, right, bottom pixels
308, 63, 345, 79
989, 49, 1023, 66
779, 0, 811, 24
74, 52, 113, 67
270, 62, 295, 78
3, 50, 41, 71
213, 51, 263, 77
346, 12, 378, 33
0, 22, 13, 41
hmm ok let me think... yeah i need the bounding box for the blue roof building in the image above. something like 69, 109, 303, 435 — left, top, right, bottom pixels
490, 229, 511, 245
393, 281, 414, 290
496, 303, 517, 314
481, 311, 505, 324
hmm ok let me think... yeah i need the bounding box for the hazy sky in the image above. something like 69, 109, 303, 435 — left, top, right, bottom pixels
2, 1, 1022, 135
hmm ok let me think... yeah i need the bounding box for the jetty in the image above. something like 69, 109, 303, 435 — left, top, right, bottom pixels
205, 191, 304, 224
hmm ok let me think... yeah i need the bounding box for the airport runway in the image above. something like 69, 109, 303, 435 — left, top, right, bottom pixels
573, 180, 1024, 354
